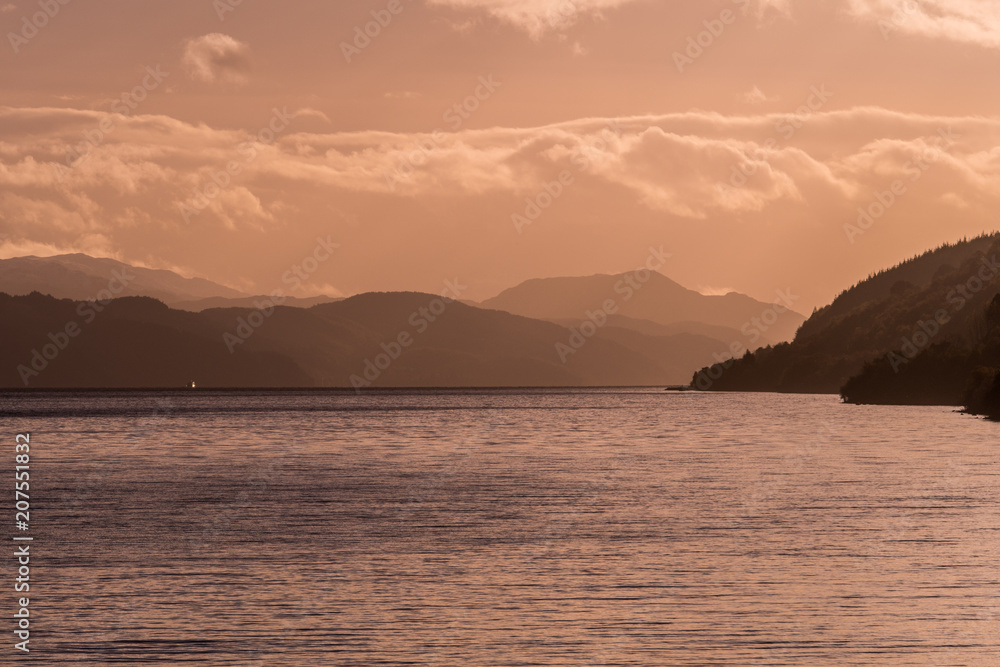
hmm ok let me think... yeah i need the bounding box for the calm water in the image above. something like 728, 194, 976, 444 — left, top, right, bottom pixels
1, 389, 999, 666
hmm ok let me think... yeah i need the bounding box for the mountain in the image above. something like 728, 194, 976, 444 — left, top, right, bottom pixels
690, 233, 1000, 417
171, 295, 343, 312
2, 292, 309, 388
0, 254, 247, 305
2, 291, 733, 388
839, 293, 1000, 414
550, 314, 744, 343
482, 272, 805, 348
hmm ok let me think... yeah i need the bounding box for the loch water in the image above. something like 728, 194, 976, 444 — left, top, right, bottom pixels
2, 389, 998, 666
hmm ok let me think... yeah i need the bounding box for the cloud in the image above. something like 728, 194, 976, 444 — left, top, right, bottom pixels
182, 33, 252, 85
293, 107, 332, 123
4, 104, 1000, 243
0, 235, 119, 261
296, 282, 345, 298
844, 0, 1000, 48
1, 4, 17, 13
5, 104, 1000, 306
742, 86, 771, 105
752, 0, 794, 18
423, 0, 792, 39
426, 0, 637, 38
697, 286, 737, 296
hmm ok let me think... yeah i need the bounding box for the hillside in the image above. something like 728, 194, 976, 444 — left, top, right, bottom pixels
839, 295, 1000, 414
2, 292, 308, 388
690, 233, 1000, 416
2, 291, 732, 388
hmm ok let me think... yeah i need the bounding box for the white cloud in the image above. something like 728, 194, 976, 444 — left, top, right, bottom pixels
0, 235, 119, 261
293, 107, 332, 124
4, 105, 1000, 234
845, 0, 1000, 48
5, 104, 1000, 305
697, 286, 737, 296
752, 0, 794, 18
182, 33, 252, 85
426, 0, 635, 38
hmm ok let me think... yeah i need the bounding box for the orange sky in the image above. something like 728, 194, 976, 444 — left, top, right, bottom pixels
2, 0, 1000, 309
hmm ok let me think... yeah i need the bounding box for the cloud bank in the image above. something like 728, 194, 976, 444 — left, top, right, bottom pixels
2, 104, 998, 304
847, 0, 1000, 48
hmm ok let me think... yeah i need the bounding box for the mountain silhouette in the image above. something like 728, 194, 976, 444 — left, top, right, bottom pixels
482, 272, 804, 347
2, 292, 308, 388
0, 254, 247, 305
691, 233, 1000, 418
171, 295, 343, 312
3, 290, 736, 388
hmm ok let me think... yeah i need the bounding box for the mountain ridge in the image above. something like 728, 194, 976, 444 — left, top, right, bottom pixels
0, 254, 247, 305
3, 290, 730, 388
483, 271, 805, 348
690, 232, 1000, 418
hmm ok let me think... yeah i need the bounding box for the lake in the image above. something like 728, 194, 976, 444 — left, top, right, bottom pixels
2, 389, 998, 665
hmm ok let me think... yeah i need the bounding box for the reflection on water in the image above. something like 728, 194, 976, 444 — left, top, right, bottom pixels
2, 389, 999, 665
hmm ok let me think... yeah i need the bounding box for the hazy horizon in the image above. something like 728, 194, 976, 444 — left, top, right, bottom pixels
1, 250, 814, 305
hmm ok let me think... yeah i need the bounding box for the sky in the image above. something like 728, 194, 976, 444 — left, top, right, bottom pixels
2, 0, 1000, 310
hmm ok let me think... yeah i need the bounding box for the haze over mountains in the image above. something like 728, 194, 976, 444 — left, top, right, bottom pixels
0, 254, 342, 311
9, 239, 998, 413
0, 254, 805, 388
484, 273, 803, 346
0, 254, 246, 306
1, 291, 722, 388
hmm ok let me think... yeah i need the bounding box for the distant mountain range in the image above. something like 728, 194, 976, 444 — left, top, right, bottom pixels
0, 254, 342, 311
0, 254, 808, 389
692, 233, 1000, 419
483, 272, 803, 347
171, 295, 343, 311
3, 291, 726, 388
0, 254, 246, 305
